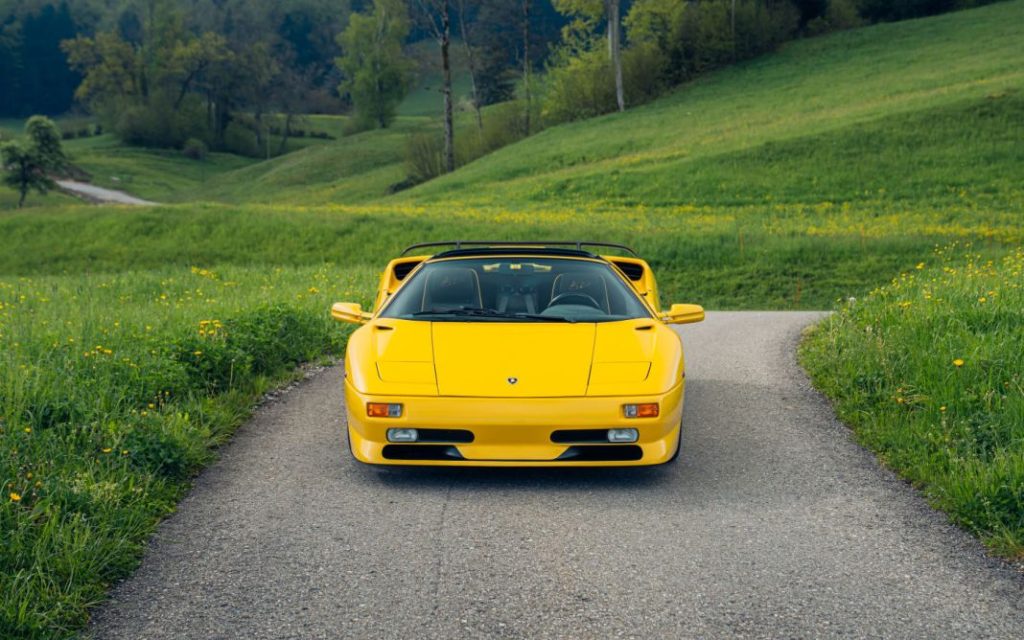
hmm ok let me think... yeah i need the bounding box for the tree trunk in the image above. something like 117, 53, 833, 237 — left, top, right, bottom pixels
731, 0, 737, 61
522, 0, 531, 135
456, 0, 483, 136
18, 186, 26, 208
277, 112, 293, 156
441, 0, 454, 173
608, 0, 624, 112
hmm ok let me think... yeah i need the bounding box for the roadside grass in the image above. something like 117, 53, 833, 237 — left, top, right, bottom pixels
0, 264, 376, 638
800, 246, 1024, 558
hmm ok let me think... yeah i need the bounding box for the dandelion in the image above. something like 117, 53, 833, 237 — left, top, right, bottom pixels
978, 297, 986, 303
916, 263, 925, 270
9, 492, 20, 502
101, 447, 112, 454
940, 406, 947, 412
194, 350, 203, 356
23, 427, 30, 434
953, 359, 965, 367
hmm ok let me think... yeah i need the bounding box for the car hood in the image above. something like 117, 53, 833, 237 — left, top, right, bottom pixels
345, 319, 683, 397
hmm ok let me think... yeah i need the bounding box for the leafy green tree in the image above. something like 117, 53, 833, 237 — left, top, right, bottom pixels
553, 0, 624, 112
336, 0, 411, 129
1, 115, 66, 207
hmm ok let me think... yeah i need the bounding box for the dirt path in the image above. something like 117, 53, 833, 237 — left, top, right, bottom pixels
88, 312, 1024, 639
55, 179, 157, 206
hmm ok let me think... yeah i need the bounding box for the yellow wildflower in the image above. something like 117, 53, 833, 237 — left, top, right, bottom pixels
9, 492, 20, 502
953, 359, 965, 367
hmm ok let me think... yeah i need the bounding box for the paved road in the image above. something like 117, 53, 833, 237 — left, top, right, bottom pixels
89, 312, 1024, 639
55, 180, 157, 206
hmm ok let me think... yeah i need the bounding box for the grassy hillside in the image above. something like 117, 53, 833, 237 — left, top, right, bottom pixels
403, 1, 1023, 208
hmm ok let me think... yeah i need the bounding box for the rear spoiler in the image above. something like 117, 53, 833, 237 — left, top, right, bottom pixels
400, 241, 638, 257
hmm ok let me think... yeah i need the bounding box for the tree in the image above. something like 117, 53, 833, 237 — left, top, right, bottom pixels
413, 0, 455, 172
454, 0, 483, 134
1, 116, 66, 207
553, 0, 624, 112
336, 0, 412, 129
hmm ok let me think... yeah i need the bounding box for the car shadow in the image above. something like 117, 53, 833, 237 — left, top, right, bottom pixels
358, 463, 677, 492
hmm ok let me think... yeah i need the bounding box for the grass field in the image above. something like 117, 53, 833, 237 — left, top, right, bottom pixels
0, 264, 373, 638
1, 2, 1023, 637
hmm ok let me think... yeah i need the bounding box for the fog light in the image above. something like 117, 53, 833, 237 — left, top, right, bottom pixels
607, 428, 639, 443
387, 428, 419, 443
623, 403, 659, 418
368, 402, 403, 418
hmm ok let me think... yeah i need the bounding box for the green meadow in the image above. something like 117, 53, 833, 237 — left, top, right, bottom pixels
1, 1, 1023, 636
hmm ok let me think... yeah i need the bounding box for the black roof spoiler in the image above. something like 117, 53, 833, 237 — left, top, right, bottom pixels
400, 241, 639, 257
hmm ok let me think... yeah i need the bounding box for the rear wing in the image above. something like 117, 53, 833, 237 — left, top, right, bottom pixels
603, 256, 661, 312
373, 256, 428, 311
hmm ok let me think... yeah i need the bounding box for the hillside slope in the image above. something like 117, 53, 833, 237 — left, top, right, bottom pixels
401, 0, 1023, 212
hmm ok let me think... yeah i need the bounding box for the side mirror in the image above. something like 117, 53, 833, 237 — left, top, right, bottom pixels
331, 302, 371, 324
662, 303, 704, 325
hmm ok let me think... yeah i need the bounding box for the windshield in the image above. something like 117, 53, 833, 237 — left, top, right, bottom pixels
379, 257, 652, 323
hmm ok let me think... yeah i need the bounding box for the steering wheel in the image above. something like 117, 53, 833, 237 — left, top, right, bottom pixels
548, 292, 601, 309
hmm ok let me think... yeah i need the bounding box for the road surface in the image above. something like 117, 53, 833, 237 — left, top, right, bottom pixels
88, 312, 1024, 639
56, 180, 157, 206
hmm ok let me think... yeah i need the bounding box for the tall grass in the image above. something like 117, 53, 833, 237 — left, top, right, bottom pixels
0, 265, 375, 638
801, 246, 1024, 557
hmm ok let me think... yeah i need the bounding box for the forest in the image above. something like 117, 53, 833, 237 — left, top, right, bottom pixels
1, 0, 1002, 158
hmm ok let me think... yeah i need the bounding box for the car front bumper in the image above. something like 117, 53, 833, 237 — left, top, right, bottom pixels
343, 379, 685, 467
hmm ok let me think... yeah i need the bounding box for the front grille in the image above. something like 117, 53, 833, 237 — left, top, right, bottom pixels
414, 428, 474, 444
550, 429, 610, 444
556, 445, 643, 462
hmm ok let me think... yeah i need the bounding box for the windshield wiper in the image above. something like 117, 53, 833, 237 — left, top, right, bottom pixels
411, 308, 574, 322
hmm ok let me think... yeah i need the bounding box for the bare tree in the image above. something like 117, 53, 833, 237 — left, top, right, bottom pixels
522, 0, 532, 135
455, 0, 484, 135
415, 0, 455, 173
608, 0, 624, 112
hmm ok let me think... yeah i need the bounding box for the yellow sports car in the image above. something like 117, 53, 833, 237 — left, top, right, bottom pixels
331, 242, 704, 467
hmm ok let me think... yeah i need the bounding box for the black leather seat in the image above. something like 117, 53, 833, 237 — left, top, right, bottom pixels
549, 271, 610, 313
421, 268, 482, 312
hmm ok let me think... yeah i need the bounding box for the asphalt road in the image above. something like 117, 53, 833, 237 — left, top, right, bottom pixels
89, 312, 1024, 639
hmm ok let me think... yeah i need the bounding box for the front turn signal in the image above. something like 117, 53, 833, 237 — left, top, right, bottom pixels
623, 403, 659, 418
367, 402, 403, 418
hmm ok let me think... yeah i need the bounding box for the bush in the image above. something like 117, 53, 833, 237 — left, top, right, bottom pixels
806, 0, 865, 35
404, 131, 447, 184
115, 99, 206, 149
222, 122, 260, 157
181, 138, 208, 161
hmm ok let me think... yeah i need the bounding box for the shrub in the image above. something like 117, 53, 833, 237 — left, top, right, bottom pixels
115, 100, 206, 149
181, 138, 209, 161
222, 122, 260, 157
404, 131, 446, 184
